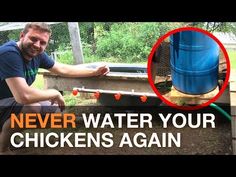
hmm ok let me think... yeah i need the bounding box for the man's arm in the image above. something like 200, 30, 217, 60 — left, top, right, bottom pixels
6, 77, 65, 110
48, 63, 109, 77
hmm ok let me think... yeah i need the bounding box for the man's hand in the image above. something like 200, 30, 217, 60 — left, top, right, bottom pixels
94, 65, 110, 76
50, 90, 65, 111
49, 63, 110, 78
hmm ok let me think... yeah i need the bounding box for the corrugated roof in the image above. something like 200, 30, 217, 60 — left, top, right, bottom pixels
0, 22, 62, 31
213, 32, 236, 44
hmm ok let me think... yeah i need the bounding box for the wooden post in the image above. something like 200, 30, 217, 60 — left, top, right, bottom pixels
232, 115, 236, 154
67, 22, 84, 64
230, 69, 236, 154
231, 90, 236, 154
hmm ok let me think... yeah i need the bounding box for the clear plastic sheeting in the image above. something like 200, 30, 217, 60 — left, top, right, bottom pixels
0, 22, 62, 32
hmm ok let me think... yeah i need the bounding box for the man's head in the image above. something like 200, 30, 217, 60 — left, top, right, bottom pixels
18, 22, 52, 60
22, 22, 52, 35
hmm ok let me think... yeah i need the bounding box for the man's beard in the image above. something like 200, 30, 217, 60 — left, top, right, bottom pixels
21, 42, 40, 59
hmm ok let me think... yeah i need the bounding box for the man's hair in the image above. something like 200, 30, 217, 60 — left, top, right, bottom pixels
22, 22, 52, 35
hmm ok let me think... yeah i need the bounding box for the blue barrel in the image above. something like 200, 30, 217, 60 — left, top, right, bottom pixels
170, 31, 219, 94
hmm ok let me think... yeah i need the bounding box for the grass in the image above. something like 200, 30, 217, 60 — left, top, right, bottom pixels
227, 50, 236, 69
32, 74, 97, 106
31, 74, 44, 89
64, 91, 98, 106
31, 49, 235, 106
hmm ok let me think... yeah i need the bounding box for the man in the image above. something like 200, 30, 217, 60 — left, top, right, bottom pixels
0, 22, 109, 154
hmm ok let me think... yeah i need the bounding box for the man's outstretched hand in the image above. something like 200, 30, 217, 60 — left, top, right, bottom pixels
94, 65, 110, 76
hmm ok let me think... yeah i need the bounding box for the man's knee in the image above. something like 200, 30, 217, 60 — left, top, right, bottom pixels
39, 101, 61, 114
21, 101, 60, 114
21, 103, 42, 113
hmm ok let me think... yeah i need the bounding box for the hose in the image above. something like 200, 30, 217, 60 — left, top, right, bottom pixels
209, 103, 231, 121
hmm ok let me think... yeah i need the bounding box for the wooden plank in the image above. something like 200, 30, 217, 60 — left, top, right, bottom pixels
39, 71, 148, 81
230, 92, 236, 115
230, 82, 236, 92
42, 73, 154, 94
229, 70, 236, 154
164, 86, 219, 105
215, 86, 230, 104
232, 140, 236, 155
68, 22, 84, 64
230, 69, 236, 115
230, 69, 236, 82
231, 115, 236, 155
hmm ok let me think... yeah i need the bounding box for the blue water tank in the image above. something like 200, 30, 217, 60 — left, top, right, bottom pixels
170, 31, 219, 94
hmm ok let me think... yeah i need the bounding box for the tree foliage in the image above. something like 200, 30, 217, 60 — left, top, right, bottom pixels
1, 22, 235, 63
95, 22, 183, 62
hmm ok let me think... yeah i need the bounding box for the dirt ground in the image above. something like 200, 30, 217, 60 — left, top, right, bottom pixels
11, 105, 232, 155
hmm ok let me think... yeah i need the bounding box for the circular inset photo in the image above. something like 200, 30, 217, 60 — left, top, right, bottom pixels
148, 27, 230, 110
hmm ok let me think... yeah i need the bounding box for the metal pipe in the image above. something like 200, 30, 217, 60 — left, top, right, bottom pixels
73, 87, 157, 97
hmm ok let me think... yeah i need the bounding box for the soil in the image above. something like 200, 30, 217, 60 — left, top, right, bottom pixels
11, 106, 232, 155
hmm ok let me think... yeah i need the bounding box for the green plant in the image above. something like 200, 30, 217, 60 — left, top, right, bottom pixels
228, 50, 236, 69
